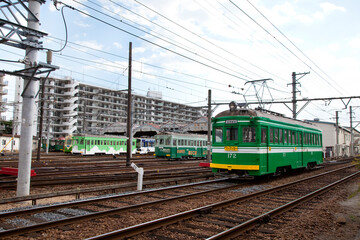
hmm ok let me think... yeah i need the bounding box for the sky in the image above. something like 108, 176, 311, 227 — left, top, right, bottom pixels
1, 0, 360, 128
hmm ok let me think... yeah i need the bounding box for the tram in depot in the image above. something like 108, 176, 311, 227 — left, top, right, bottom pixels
155, 132, 208, 159
210, 102, 323, 177
63, 134, 136, 155
136, 138, 155, 154
41, 137, 65, 152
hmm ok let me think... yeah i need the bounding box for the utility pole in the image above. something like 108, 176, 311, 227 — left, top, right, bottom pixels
350, 106, 354, 156
335, 111, 340, 157
126, 42, 132, 167
207, 89, 211, 162
288, 72, 309, 119
291, 72, 297, 119
11, 101, 20, 153
17, 0, 41, 197
36, 78, 46, 161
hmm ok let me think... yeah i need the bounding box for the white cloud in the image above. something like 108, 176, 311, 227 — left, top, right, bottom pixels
113, 42, 123, 49
319, 2, 346, 14
75, 40, 103, 51
349, 37, 360, 49
133, 47, 146, 54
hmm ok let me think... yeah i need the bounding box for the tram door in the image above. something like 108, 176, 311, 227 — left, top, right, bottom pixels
260, 127, 269, 172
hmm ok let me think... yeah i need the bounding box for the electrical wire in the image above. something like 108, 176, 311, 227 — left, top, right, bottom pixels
246, 0, 349, 95
69, 0, 250, 82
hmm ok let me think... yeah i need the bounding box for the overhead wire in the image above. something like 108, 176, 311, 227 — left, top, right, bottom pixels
230, 0, 347, 97
132, 0, 292, 86
68, 0, 251, 82
44, 35, 290, 96
246, 0, 349, 95
91, 0, 257, 80
53, 51, 237, 96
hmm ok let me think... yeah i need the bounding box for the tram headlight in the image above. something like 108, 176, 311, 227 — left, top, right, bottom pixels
229, 101, 238, 111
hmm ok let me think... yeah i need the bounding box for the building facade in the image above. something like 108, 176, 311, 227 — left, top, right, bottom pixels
14, 77, 205, 139
0, 73, 8, 120
306, 119, 358, 157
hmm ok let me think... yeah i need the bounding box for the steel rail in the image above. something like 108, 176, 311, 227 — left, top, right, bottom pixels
0, 177, 236, 238
207, 170, 360, 239
0, 168, 212, 187
0, 173, 215, 205
86, 165, 357, 240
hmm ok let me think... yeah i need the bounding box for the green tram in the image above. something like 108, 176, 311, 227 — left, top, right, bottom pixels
155, 133, 208, 159
64, 134, 136, 155
211, 102, 323, 177
41, 137, 65, 152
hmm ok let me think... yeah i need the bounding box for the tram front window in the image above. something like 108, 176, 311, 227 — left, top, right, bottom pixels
226, 127, 238, 141
215, 128, 223, 143
243, 127, 256, 143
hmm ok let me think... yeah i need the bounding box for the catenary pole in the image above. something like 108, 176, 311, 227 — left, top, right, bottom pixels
126, 42, 132, 167
207, 89, 211, 162
335, 111, 339, 157
36, 78, 45, 161
292, 72, 296, 119
350, 106, 354, 156
17, 0, 41, 197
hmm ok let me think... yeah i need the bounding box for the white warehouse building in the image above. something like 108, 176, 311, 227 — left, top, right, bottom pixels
306, 119, 359, 157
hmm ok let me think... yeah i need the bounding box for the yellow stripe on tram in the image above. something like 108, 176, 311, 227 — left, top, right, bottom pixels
210, 163, 259, 171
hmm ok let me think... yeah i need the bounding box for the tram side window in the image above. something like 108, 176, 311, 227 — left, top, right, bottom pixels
159, 138, 164, 145
261, 128, 267, 143
80, 139, 84, 145
215, 128, 223, 143
165, 138, 171, 146
292, 132, 295, 145
270, 128, 274, 143
86, 140, 90, 145
243, 127, 256, 143
316, 135, 319, 145
274, 129, 279, 143
279, 129, 283, 144
173, 139, 177, 146
226, 127, 238, 141
288, 131, 292, 144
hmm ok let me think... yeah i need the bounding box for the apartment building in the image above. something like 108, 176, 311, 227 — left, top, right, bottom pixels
0, 73, 8, 120
14, 77, 205, 138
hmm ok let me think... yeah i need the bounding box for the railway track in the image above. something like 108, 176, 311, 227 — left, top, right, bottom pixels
0, 165, 358, 239
89, 165, 359, 240
0, 166, 212, 188
0, 177, 238, 239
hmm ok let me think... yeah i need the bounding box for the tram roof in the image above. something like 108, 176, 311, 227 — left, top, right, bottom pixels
215, 108, 321, 131
156, 132, 207, 138
72, 134, 128, 139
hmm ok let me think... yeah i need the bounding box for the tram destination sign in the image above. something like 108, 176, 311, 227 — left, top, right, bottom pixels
225, 120, 237, 124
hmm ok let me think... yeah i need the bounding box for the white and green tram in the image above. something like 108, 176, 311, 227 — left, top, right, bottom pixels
71, 135, 136, 155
